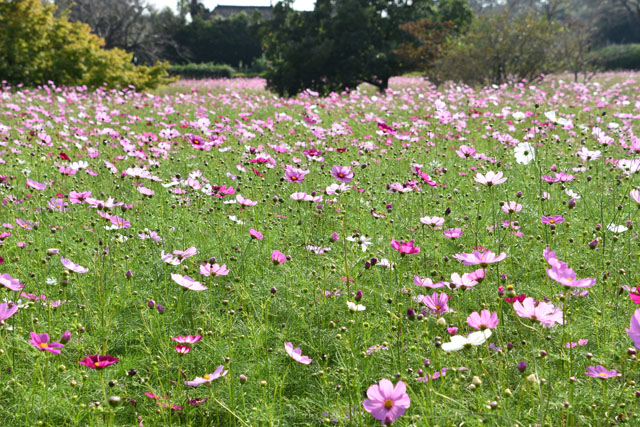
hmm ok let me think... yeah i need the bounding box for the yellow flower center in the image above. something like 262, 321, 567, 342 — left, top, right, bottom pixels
39, 343, 48, 348
95, 361, 100, 367
338, 173, 344, 178
204, 374, 210, 380
384, 399, 394, 409
291, 176, 297, 181
549, 219, 555, 224
600, 372, 607, 377
435, 305, 441, 310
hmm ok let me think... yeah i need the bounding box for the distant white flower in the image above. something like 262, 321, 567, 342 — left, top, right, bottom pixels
346, 235, 372, 252
228, 215, 245, 225
564, 189, 581, 199
46, 277, 57, 286
577, 147, 601, 162
441, 330, 491, 352
512, 112, 526, 121
514, 142, 535, 165
607, 224, 628, 233
347, 301, 366, 312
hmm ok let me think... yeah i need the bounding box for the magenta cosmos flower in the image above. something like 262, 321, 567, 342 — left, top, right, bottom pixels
362, 379, 410, 425
171, 274, 207, 291
546, 263, 596, 288
60, 257, 89, 273
453, 250, 506, 266
184, 365, 228, 386
79, 355, 119, 369
626, 308, 640, 349
284, 342, 312, 365
331, 165, 354, 183
390, 239, 420, 255
421, 292, 450, 315
249, 228, 264, 239
0, 302, 18, 322
272, 250, 286, 265
474, 171, 507, 186
467, 310, 499, 330
0, 273, 24, 291
172, 334, 202, 354
585, 365, 621, 379
541, 215, 565, 226
29, 332, 64, 354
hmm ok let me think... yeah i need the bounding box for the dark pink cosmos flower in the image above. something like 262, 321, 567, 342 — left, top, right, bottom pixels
79, 354, 119, 369
171, 274, 207, 291
467, 310, 499, 330
249, 228, 264, 239
61, 257, 89, 273
171, 335, 202, 345
585, 365, 621, 379
272, 250, 286, 265
184, 365, 228, 386
626, 308, 640, 349
453, 250, 506, 266
541, 215, 565, 226
0, 302, 18, 322
29, 332, 64, 354
362, 379, 410, 425
330, 165, 354, 183
390, 239, 420, 255
415, 167, 437, 187
284, 342, 312, 365
0, 273, 24, 291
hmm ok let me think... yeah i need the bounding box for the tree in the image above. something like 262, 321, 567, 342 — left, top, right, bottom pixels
263, 0, 471, 96
0, 0, 171, 89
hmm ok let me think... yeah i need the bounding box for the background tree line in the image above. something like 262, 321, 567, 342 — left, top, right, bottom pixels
1, 0, 640, 93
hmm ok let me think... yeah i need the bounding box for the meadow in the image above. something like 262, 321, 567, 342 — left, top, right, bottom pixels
1, 73, 640, 426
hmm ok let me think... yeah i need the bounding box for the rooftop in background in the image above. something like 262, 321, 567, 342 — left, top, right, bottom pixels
211, 4, 273, 20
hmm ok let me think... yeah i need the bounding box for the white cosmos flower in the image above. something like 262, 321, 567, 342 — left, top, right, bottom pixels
512, 112, 526, 121
564, 189, 581, 199
346, 235, 372, 252
441, 330, 491, 352
347, 301, 366, 312
514, 142, 535, 165
607, 223, 628, 233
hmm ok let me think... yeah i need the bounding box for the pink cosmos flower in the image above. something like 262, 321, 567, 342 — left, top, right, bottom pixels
362, 379, 410, 425
0, 273, 24, 291
466, 268, 486, 282
421, 292, 450, 314
29, 332, 64, 354
443, 228, 463, 239
236, 194, 257, 206
171, 274, 207, 291
69, 191, 91, 204
626, 308, 640, 349
79, 354, 119, 369
390, 239, 420, 255
60, 257, 89, 273
502, 201, 522, 214
565, 339, 588, 348
467, 310, 499, 330
284, 342, 312, 365
284, 166, 309, 183
420, 216, 445, 228
541, 215, 564, 226
413, 275, 446, 289
585, 365, 621, 379
184, 365, 228, 386
474, 171, 507, 186
16, 218, 36, 230
109, 216, 131, 229
249, 228, 264, 239
0, 302, 18, 322
452, 250, 507, 266
272, 250, 286, 265
513, 297, 564, 327
546, 263, 596, 288
200, 262, 229, 277
631, 189, 640, 205
26, 178, 47, 190
331, 165, 354, 183
449, 272, 478, 290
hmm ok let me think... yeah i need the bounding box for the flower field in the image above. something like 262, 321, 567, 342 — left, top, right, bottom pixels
1, 73, 640, 425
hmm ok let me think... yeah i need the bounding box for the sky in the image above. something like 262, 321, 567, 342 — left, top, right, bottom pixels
149, 0, 315, 13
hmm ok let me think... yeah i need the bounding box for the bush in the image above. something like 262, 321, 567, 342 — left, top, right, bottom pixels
166, 63, 235, 79
0, 0, 172, 90
590, 44, 640, 71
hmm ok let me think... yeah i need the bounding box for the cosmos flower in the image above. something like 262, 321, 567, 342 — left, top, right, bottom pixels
171, 274, 207, 291
284, 342, 312, 365
502, 201, 522, 214
184, 365, 228, 386
347, 301, 366, 311
331, 165, 354, 183
0, 273, 24, 291
29, 332, 64, 354
421, 292, 450, 314
541, 215, 564, 226
60, 257, 89, 273
420, 216, 445, 228
413, 275, 446, 288
452, 250, 507, 266
443, 228, 463, 239
585, 365, 621, 379
513, 297, 563, 327
284, 166, 309, 183
441, 330, 491, 352
514, 142, 535, 165
626, 308, 640, 349
0, 302, 18, 322
467, 310, 499, 330
362, 379, 410, 425
390, 239, 420, 255
449, 272, 478, 290
546, 263, 596, 288
272, 250, 286, 265
249, 228, 264, 239
474, 171, 507, 186
200, 263, 230, 277
79, 354, 119, 369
